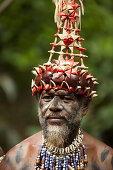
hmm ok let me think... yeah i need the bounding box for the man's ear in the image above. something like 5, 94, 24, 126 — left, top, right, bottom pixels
81, 98, 90, 116
36, 93, 40, 101
82, 105, 89, 116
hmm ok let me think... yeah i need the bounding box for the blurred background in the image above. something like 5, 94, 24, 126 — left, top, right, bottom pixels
0, 0, 113, 153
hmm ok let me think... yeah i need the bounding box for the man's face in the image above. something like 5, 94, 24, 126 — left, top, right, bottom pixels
38, 89, 86, 147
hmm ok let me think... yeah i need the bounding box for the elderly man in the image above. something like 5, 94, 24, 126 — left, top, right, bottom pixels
0, 89, 113, 170
0, 0, 113, 169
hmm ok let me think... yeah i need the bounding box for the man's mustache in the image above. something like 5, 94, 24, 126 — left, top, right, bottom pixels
44, 113, 68, 122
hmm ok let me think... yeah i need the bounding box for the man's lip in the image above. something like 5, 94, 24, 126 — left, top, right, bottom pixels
46, 116, 66, 120
46, 116, 67, 124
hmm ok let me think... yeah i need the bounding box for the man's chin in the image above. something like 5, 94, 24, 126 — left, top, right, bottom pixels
47, 121, 66, 127
44, 125, 69, 147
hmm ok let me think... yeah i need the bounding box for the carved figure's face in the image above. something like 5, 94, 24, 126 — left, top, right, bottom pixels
37, 89, 88, 147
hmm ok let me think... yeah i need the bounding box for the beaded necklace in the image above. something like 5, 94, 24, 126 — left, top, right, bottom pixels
35, 129, 88, 170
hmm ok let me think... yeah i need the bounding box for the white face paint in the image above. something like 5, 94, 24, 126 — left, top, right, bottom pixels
37, 89, 87, 147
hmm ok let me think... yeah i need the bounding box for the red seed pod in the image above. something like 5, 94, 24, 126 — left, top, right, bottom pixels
87, 78, 94, 90
32, 87, 37, 96
38, 86, 42, 92
52, 73, 65, 85
53, 66, 64, 72
79, 77, 87, 88
62, 34, 74, 46
35, 75, 41, 85
46, 66, 51, 72
66, 74, 79, 88
69, 87, 75, 92
42, 71, 52, 84
44, 84, 51, 90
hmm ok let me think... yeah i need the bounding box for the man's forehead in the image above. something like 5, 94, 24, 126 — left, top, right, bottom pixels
41, 89, 74, 96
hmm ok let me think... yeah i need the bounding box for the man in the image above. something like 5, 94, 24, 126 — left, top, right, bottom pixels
0, 89, 113, 170
0, 0, 113, 169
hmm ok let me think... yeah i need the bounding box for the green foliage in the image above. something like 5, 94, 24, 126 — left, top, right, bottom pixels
0, 0, 113, 152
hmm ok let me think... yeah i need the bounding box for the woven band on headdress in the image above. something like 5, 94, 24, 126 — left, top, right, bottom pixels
31, 0, 98, 100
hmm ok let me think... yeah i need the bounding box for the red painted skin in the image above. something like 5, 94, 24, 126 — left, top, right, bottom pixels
0, 90, 113, 170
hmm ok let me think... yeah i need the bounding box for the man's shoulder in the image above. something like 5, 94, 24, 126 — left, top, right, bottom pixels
83, 131, 113, 170
19, 130, 42, 145
0, 131, 42, 170
6, 130, 42, 156
83, 131, 113, 151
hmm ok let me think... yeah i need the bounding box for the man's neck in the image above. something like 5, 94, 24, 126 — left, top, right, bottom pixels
43, 127, 80, 148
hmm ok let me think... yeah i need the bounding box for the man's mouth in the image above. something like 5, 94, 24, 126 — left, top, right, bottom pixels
46, 116, 67, 126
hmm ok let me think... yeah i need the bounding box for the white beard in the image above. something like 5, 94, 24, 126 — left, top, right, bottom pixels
44, 125, 69, 148
38, 102, 84, 148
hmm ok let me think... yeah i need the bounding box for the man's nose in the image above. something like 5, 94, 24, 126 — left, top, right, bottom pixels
49, 96, 63, 112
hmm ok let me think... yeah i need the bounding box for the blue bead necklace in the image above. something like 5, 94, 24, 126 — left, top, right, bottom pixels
35, 129, 88, 170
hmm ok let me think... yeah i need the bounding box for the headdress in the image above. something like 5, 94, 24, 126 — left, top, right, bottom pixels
33, 1, 92, 169
31, 0, 98, 100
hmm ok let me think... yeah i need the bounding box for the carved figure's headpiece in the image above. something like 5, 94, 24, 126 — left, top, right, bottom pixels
31, 0, 98, 100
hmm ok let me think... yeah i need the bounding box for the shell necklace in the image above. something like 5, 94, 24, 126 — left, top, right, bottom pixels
35, 128, 88, 170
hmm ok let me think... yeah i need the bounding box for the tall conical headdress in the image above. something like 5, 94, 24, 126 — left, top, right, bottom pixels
31, 0, 98, 100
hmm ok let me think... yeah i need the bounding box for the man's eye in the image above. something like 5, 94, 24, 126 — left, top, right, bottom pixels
60, 96, 72, 101
64, 97, 72, 101
43, 96, 53, 100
